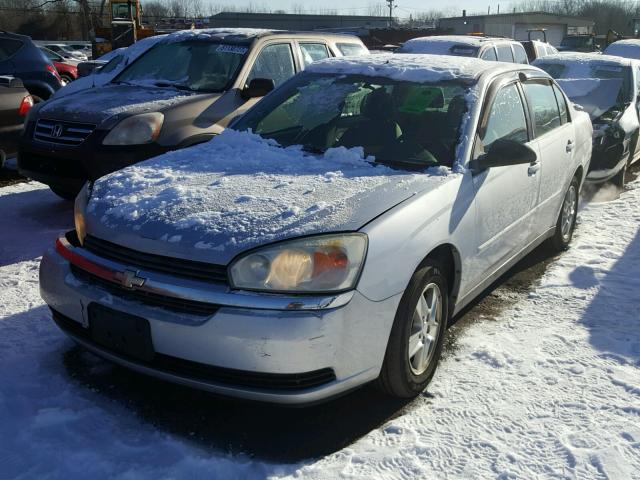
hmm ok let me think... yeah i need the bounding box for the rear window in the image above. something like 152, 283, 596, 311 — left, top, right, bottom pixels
0, 38, 23, 61
337, 43, 367, 56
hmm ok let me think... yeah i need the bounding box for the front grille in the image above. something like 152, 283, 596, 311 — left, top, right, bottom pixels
84, 235, 228, 284
52, 309, 336, 391
70, 265, 220, 316
34, 119, 95, 146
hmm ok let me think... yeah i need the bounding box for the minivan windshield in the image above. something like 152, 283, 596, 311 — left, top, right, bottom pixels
113, 40, 247, 93
235, 73, 470, 169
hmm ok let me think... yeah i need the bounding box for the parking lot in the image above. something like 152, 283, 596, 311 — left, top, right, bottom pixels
1, 163, 638, 477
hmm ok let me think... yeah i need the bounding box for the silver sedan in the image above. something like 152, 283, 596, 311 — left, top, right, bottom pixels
40, 55, 592, 404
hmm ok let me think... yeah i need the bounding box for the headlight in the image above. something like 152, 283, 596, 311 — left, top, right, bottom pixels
229, 234, 368, 293
74, 182, 90, 245
102, 112, 164, 146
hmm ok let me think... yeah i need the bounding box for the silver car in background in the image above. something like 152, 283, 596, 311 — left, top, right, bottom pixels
40, 55, 592, 405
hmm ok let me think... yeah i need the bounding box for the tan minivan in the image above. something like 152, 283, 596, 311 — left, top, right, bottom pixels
18, 29, 369, 199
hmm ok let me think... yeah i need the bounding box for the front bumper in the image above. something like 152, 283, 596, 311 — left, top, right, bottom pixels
17, 122, 168, 189
586, 132, 628, 184
39, 237, 400, 405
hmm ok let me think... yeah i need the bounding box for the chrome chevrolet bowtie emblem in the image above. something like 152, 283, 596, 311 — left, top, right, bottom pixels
52, 124, 64, 137
113, 269, 146, 289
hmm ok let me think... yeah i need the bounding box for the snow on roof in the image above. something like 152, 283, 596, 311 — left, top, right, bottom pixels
398, 35, 507, 54
604, 39, 640, 60
536, 52, 633, 66
163, 28, 274, 43
306, 53, 505, 83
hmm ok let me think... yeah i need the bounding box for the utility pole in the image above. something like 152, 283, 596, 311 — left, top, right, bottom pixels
386, 0, 396, 25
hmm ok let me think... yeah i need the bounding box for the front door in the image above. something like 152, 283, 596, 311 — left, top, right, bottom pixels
471, 81, 541, 279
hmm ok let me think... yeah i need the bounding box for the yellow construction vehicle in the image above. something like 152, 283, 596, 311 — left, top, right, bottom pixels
93, 0, 155, 58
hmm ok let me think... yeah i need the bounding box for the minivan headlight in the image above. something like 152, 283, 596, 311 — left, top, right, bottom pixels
74, 182, 90, 245
102, 112, 164, 145
229, 234, 368, 293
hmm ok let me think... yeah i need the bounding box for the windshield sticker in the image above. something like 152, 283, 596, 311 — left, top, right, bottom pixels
216, 45, 248, 55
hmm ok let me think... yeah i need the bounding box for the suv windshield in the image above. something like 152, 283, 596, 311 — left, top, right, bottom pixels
235, 73, 469, 169
113, 40, 248, 93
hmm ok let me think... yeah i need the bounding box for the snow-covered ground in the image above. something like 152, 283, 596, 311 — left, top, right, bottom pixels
0, 177, 639, 479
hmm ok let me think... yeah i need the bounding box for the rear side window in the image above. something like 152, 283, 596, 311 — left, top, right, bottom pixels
248, 43, 296, 87
481, 47, 497, 61
337, 43, 367, 56
523, 81, 562, 136
513, 44, 528, 64
496, 44, 514, 62
299, 43, 330, 67
552, 84, 569, 124
0, 38, 23, 61
481, 83, 528, 148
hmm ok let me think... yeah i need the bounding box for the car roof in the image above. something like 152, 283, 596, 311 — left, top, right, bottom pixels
403, 35, 516, 48
536, 52, 636, 66
306, 53, 542, 83
163, 28, 363, 45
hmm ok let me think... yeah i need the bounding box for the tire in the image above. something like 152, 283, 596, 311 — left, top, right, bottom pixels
377, 260, 449, 398
49, 185, 79, 201
60, 74, 73, 85
549, 174, 580, 252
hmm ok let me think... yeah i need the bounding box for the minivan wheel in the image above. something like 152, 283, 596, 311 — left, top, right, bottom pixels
49, 185, 79, 201
549, 175, 579, 252
377, 260, 448, 398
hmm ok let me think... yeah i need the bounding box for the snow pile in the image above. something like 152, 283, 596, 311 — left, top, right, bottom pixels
604, 39, 640, 59
308, 53, 497, 83
52, 35, 166, 99
88, 129, 441, 256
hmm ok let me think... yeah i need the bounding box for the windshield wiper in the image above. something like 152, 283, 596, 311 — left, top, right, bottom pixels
153, 81, 193, 91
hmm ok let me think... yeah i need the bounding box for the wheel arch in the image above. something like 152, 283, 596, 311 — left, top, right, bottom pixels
416, 243, 462, 316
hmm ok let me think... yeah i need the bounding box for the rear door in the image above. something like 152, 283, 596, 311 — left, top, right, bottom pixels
471, 78, 541, 276
522, 79, 575, 232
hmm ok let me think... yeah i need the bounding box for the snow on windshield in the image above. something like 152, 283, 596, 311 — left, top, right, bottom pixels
89, 129, 448, 252
557, 78, 623, 120
397, 36, 481, 56
52, 35, 166, 99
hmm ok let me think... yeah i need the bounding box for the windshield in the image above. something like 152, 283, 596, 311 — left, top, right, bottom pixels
557, 78, 625, 121
535, 61, 632, 106
561, 36, 592, 48
113, 40, 247, 93
234, 73, 470, 169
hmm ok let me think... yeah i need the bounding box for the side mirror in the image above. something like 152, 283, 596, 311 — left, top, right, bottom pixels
241, 78, 275, 99
473, 138, 537, 171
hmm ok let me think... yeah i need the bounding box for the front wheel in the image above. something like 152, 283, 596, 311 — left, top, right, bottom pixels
549, 175, 579, 252
377, 260, 448, 398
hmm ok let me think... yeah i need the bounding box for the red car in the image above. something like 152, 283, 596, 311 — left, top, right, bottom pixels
38, 47, 78, 85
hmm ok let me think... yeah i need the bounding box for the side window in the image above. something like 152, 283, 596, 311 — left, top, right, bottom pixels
481, 83, 528, 149
552, 84, 569, 124
336, 43, 367, 56
513, 44, 529, 64
496, 44, 514, 62
480, 47, 497, 61
299, 43, 330, 68
523, 81, 562, 136
0, 39, 23, 61
247, 43, 296, 88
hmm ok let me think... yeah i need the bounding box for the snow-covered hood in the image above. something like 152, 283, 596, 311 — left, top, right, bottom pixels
85, 130, 453, 265
38, 84, 207, 125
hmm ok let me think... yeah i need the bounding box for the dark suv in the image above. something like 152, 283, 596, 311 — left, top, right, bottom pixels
0, 32, 63, 101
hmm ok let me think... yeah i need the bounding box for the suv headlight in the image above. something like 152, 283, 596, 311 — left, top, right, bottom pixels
102, 112, 164, 146
229, 234, 368, 294
74, 182, 90, 245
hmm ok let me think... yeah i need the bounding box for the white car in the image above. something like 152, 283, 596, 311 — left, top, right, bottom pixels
40, 55, 592, 404
44, 44, 88, 62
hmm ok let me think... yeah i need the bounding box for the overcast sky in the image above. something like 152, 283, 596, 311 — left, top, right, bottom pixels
203, 1, 516, 18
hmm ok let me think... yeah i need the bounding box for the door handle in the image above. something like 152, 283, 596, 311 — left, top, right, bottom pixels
528, 162, 540, 176
566, 140, 574, 153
